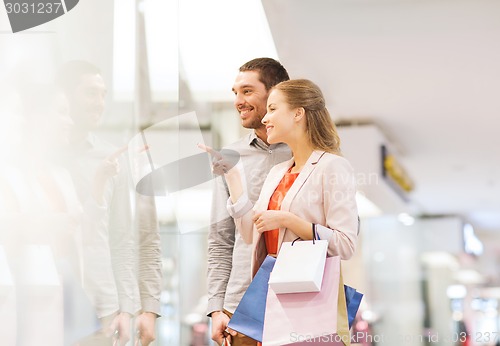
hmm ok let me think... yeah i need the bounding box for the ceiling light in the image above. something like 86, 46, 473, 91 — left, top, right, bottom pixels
398, 212, 415, 226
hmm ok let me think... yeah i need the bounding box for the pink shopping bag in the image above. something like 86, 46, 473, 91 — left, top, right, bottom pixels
262, 256, 351, 346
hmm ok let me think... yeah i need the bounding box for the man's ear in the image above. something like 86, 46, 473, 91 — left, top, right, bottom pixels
294, 107, 305, 122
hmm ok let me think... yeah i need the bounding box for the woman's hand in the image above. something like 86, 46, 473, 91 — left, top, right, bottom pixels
197, 143, 233, 176
253, 210, 289, 234
198, 143, 244, 203
254, 211, 317, 241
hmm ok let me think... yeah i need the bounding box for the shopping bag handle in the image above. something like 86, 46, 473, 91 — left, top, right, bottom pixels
291, 223, 319, 246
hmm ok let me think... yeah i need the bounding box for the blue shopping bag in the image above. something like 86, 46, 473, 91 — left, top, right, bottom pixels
227, 255, 276, 342
344, 285, 363, 329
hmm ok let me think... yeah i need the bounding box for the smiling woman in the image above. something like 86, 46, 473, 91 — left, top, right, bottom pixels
263, 79, 341, 158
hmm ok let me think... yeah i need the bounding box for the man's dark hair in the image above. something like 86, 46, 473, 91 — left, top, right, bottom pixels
239, 57, 289, 91
56, 60, 101, 92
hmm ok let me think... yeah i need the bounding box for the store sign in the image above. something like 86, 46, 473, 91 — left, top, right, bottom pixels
381, 145, 414, 199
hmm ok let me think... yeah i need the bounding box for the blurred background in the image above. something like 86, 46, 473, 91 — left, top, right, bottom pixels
1, 0, 499, 345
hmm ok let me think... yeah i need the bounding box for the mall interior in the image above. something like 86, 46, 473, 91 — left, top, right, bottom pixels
1, 0, 500, 345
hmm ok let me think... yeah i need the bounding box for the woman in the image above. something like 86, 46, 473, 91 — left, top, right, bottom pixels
206, 78, 358, 277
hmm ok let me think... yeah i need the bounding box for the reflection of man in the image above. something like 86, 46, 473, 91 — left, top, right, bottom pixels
58, 61, 161, 346
207, 58, 291, 346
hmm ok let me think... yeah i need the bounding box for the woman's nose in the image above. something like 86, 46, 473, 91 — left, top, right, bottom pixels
262, 114, 269, 124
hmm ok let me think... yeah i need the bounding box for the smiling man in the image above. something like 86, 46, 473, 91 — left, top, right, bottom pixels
207, 58, 291, 346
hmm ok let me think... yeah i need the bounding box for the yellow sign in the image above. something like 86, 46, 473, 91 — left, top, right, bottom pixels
382, 147, 414, 193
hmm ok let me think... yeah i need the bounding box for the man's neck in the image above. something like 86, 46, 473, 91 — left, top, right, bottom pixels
254, 127, 269, 145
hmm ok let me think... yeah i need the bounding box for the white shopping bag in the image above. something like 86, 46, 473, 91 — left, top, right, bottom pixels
268, 239, 328, 294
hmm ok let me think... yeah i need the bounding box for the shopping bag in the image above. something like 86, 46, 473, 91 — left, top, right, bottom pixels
344, 285, 363, 329
227, 255, 276, 342
262, 256, 351, 346
268, 239, 328, 294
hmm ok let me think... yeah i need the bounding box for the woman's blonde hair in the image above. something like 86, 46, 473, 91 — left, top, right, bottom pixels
273, 79, 341, 154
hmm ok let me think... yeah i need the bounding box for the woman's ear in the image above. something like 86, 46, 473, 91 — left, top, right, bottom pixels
294, 107, 305, 122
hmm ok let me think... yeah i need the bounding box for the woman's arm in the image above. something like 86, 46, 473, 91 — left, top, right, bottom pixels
199, 144, 254, 244
319, 157, 359, 259
223, 167, 244, 204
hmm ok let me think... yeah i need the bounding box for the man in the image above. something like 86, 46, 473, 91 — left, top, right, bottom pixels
58, 61, 161, 346
207, 58, 291, 346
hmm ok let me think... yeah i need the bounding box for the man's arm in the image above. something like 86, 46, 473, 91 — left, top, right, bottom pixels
207, 175, 236, 345
207, 175, 236, 314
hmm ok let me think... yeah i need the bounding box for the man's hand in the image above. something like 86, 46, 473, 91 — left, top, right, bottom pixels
135, 312, 157, 346
211, 311, 236, 346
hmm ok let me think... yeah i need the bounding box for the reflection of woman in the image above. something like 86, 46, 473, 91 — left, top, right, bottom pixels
207, 79, 359, 276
